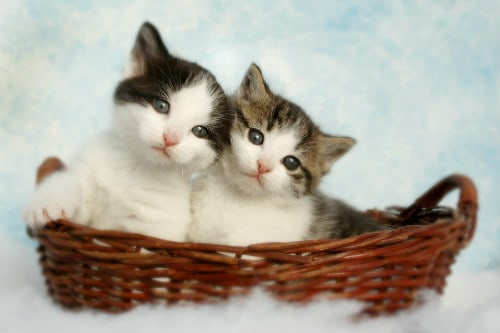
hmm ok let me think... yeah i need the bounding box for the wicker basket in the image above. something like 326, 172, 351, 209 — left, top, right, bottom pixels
29, 174, 477, 315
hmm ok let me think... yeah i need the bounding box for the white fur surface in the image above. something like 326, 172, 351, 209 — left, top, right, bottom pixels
189, 168, 313, 245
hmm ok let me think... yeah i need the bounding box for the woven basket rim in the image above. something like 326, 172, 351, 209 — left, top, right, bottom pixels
32, 173, 477, 250
34, 214, 463, 247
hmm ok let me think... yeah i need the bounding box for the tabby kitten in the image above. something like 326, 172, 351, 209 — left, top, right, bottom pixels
188, 64, 386, 245
23, 22, 232, 241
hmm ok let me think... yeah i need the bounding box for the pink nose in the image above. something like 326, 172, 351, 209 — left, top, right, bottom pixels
257, 161, 271, 174
163, 134, 178, 147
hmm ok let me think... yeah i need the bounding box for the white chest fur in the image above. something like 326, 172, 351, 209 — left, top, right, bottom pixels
189, 170, 313, 246
74, 131, 192, 241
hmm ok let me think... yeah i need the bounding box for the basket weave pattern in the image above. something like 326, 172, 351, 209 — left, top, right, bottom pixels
30, 174, 477, 315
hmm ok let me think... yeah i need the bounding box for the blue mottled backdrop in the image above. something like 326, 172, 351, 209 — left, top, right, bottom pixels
1, 0, 499, 271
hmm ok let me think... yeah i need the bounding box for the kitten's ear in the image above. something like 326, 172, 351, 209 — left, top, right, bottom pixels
318, 135, 356, 174
123, 22, 169, 79
236, 63, 271, 101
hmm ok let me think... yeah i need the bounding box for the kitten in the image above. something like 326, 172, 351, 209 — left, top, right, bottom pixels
23, 22, 232, 241
188, 64, 387, 246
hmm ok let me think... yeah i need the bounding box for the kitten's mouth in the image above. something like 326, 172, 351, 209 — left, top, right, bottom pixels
152, 146, 170, 158
243, 172, 264, 185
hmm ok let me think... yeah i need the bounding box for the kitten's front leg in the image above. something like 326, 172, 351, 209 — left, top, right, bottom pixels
23, 170, 84, 229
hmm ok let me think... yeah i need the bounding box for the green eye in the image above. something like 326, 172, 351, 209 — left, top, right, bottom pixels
283, 155, 301, 171
153, 98, 170, 114
192, 125, 209, 138
248, 128, 264, 145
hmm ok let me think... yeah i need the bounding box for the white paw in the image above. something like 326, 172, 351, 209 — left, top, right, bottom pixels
23, 200, 75, 229
23, 174, 81, 229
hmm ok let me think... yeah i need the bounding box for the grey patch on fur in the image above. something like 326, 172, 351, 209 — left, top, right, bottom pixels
308, 192, 390, 239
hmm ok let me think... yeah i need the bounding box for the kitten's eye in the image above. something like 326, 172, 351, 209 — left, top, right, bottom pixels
248, 128, 264, 145
153, 98, 170, 114
283, 155, 301, 171
192, 125, 209, 138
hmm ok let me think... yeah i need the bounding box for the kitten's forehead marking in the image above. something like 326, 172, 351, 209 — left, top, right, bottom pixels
267, 100, 287, 131
257, 127, 301, 163
168, 80, 213, 127
237, 99, 312, 145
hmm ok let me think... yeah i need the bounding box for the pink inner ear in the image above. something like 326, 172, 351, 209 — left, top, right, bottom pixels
122, 56, 143, 79
317, 136, 356, 175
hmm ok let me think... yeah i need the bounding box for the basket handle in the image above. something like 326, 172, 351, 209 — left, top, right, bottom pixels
400, 174, 478, 242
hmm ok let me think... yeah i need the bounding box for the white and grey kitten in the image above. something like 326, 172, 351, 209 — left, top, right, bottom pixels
188, 64, 387, 246
23, 22, 232, 241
